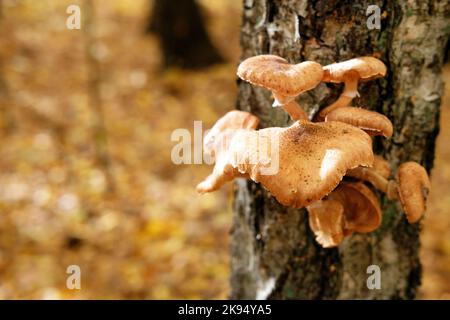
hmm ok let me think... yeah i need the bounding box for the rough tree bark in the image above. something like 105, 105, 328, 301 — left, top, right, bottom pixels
231, 0, 449, 299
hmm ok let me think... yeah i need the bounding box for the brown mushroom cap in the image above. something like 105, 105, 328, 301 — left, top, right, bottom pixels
237, 55, 324, 99
329, 182, 382, 233
396, 162, 431, 223
231, 120, 374, 208
325, 107, 393, 138
203, 110, 259, 157
307, 199, 345, 248
322, 57, 387, 83
198, 115, 374, 207
198, 111, 259, 194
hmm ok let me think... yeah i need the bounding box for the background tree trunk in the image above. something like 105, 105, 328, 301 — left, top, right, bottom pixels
147, 0, 223, 69
0, 0, 15, 134
231, 0, 449, 299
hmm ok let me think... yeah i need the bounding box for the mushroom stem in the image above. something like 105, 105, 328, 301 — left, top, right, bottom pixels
315, 71, 360, 121
279, 99, 309, 121
386, 180, 399, 200
273, 93, 309, 121
346, 166, 399, 200
316, 95, 353, 121
347, 167, 389, 192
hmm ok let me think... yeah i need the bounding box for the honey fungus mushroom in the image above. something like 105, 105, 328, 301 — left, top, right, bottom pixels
307, 198, 345, 248
197, 115, 374, 209
237, 55, 323, 121
347, 160, 431, 224
307, 182, 382, 248
315, 57, 387, 121
203, 110, 259, 159
197, 110, 259, 193
396, 162, 431, 223
325, 107, 393, 138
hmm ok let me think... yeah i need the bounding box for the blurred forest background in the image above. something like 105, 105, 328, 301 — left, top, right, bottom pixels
0, 0, 448, 299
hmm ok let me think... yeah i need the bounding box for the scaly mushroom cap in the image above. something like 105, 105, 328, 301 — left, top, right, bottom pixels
396, 162, 431, 223
237, 55, 324, 99
329, 182, 382, 233
307, 199, 345, 248
322, 57, 387, 83
231, 120, 374, 208
325, 107, 393, 138
203, 110, 259, 157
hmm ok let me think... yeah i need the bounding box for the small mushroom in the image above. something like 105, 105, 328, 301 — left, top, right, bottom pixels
316, 57, 387, 121
237, 55, 323, 121
197, 118, 374, 209
325, 107, 393, 138
307, 181, 382, 248
307, 198, 345, 248
347, 159, 431, 224
203, 110, 259, 158
330, 182, 382, 234
396, 162, 431, 223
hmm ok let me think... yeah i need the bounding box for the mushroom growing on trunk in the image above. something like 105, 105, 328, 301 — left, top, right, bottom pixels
203, 110, 260, 159
237, 55, 323, 121
307, 181, 382, 248
347, 160, 431, 223
315, 57, 387, 121
197, 111, 374, 209
197, 54, 431, 252
325, 107, 393, 138
197, 110, 259, 193
395, 162, 431, 223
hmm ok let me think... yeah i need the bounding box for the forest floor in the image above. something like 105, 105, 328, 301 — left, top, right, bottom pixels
0, 0, 448, 299
0, 0, 238, 299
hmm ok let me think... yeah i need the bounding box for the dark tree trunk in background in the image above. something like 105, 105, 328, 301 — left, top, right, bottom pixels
232, 0, 449, 299
0, 0, 15, 134
147, 0, 223, 69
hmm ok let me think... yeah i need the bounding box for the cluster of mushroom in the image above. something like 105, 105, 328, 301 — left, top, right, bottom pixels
196, 55, 431, 248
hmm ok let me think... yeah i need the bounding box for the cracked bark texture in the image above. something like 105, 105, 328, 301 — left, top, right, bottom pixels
231, 0, 449, 299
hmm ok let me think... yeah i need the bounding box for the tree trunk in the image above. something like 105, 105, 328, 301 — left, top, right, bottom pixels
0, 0, 15, 134
231, 0, 449, 299
147, 0, 223, 69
